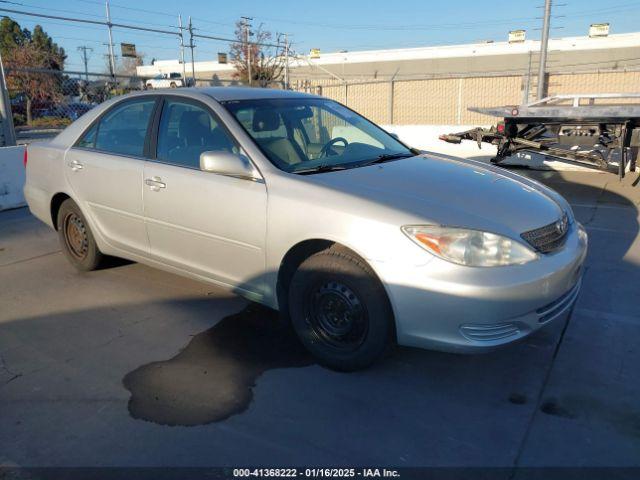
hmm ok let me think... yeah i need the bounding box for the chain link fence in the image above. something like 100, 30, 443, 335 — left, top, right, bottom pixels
292, 67, 640, 126
5, 65, 640, 143
5, 67, 284, 142
6, 68, 143, 141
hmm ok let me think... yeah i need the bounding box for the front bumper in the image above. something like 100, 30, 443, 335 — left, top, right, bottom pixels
373, 223, 587, 353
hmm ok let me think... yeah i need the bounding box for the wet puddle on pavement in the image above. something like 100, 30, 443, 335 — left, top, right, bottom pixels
123, 304, 313, 426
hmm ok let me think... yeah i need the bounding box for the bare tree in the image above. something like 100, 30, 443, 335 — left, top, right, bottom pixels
230, 20, 285, 87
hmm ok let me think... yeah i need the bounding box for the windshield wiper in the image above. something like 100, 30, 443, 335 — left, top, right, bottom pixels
359, 152, 414, 167
293, 164, 349, 175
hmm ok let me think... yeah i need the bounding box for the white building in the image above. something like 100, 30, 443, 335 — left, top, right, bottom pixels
136, 31, 640, 82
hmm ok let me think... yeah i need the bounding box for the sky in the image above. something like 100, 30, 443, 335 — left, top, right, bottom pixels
2, 0, 639, 73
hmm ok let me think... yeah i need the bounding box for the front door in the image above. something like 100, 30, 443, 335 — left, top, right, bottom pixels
143, 97, 267, 294
64, 97, 157, 255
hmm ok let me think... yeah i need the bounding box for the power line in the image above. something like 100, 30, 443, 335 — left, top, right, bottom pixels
0, 6, 180, 36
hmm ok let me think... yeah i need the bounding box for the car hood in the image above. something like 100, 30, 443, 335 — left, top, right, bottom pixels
310, 154, 565, 237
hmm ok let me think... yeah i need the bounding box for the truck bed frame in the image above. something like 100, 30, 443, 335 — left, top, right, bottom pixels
440, 93, 640, 179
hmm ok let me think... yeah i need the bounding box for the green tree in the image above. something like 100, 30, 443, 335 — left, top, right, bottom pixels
30, 25, 66, 69
0, 17, 29, 58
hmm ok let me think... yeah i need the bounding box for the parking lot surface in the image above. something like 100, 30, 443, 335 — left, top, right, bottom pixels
0, 169, 639, 472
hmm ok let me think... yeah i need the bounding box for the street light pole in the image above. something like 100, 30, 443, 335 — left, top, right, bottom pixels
537, 0, 552, 100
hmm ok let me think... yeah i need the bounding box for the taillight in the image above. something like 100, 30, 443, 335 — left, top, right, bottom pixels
23, 147, 27, 168
496, 122, 505, 133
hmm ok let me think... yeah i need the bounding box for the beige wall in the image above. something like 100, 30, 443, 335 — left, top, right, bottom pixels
548, 71, 640, 105
293, 69, 640, 125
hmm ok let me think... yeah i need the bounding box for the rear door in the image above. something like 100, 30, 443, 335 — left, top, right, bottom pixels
64, 97, 157, 255
143, 96, 267, 293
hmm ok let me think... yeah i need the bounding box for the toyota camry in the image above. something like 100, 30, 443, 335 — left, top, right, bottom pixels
24, 87, 587, 370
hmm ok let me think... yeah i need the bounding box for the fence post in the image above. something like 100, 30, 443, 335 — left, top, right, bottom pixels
343, 82, 348, 106
456, 77, 463, 125
388, 79, 394, 125
0, 52, 16, 147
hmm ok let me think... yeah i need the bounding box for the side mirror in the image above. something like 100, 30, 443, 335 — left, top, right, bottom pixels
199, 151, 259, 180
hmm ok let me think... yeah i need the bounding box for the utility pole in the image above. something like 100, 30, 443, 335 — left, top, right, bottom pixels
283, 33, 290, 90
537, 0, 552, 100
0, 49, 17, 147
105, 0, 116, 79
188, 16, 196, 85
178, 14, 186, 82
241, 16, 253, 86
77, 45, 93, 81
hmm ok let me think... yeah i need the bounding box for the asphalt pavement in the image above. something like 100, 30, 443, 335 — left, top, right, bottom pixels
0, 169, 638, 475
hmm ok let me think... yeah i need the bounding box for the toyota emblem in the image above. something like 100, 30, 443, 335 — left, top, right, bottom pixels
556, 214, 568, 235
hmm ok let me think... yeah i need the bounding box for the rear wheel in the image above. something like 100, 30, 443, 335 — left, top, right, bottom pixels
170, 82, 177, 88
57, 199, 104, 271
288, 246, 394, 371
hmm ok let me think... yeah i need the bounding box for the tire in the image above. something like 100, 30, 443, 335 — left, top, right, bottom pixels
288, 246, 394, 371
170, 82, 177, 88
56, 199, 104, 271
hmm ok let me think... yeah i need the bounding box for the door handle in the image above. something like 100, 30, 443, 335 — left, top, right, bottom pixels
145, 176, 166, 191
68, 159, 84, 172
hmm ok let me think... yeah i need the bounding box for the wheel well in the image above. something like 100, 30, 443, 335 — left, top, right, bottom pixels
276, 240, 380, 305
50, 193, 71, 230
277, 239, 335, 312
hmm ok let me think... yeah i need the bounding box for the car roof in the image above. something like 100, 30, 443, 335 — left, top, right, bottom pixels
193, 86, 319, 102
129, 87, 321, 102
122, 86, 322, 104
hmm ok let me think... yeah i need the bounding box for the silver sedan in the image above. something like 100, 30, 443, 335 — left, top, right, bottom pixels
24, 87, 587, 370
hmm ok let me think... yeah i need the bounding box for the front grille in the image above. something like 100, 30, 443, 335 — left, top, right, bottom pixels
521, 214, 569, 253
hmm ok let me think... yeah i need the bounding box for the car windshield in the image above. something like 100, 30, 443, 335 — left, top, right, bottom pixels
222, 98, 413, 174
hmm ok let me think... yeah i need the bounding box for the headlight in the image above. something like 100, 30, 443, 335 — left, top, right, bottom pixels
402, 225, 538, 267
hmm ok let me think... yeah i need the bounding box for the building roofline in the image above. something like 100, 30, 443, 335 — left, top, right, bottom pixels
137, 31, 640, 76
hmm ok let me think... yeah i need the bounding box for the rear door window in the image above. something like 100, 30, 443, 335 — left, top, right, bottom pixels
92, 99, 156, 157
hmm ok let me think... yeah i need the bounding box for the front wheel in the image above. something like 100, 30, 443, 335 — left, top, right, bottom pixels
57, 199, 104, 271
288, 246, 394, 371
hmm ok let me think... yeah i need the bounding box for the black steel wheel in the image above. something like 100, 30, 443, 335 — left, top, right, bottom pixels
289, 245, 394, 371
306, 280, 368, 351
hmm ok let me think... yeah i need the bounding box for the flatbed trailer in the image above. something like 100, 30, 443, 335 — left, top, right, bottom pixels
440, 93, 640, 179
